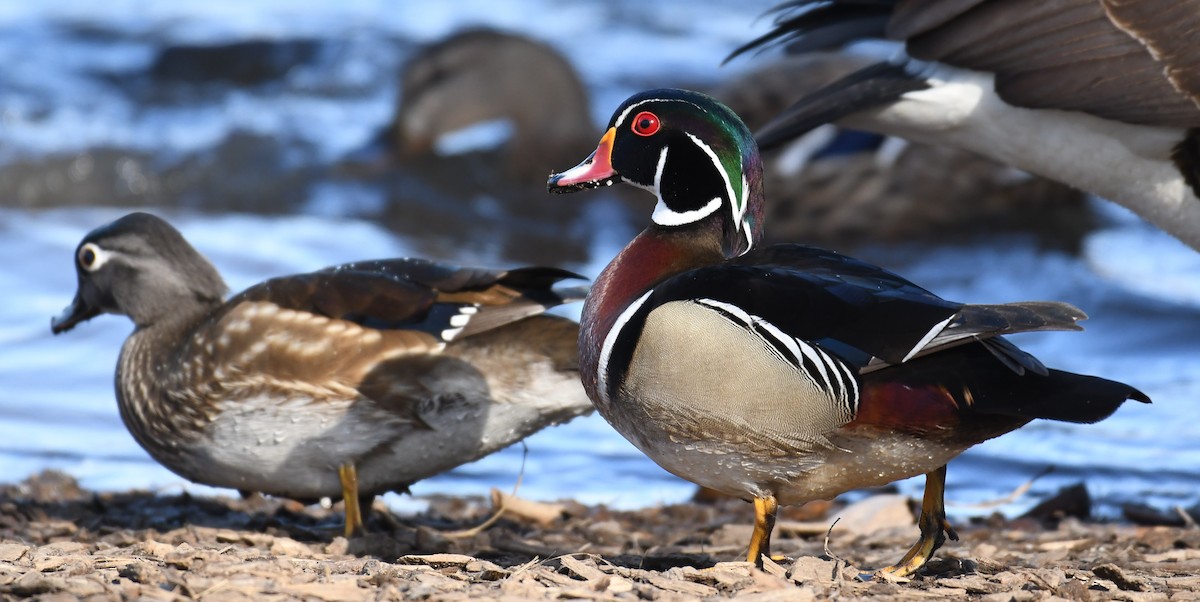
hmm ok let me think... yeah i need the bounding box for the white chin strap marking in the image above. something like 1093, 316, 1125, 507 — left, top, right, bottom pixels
653, 198, 722, 226
648, 145, 723, 226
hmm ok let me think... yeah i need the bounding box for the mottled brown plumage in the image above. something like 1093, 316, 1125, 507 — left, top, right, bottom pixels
53, 212, 593, 535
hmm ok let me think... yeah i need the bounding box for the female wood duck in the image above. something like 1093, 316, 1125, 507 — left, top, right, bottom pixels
51, 212, 592, 537
547, 89, 1149, 577
729, 0, 1200, 251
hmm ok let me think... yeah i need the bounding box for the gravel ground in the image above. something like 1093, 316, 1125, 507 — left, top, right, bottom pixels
0, 471, 1197, 601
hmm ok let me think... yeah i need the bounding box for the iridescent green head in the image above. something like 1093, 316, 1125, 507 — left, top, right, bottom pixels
549, 88, 764, 257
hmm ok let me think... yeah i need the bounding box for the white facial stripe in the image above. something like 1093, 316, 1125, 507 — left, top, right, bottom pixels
738, 173, 754, 252
685, 132, 751, 245
614, 97, 705, 130
739, 174, 750, 225
597, 289, 654, 407
686, 133, 738, 211
642, 145, 722, 226
652, 146, 668, 198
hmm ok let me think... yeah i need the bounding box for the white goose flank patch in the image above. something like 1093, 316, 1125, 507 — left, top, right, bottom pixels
598, 290, 654, 408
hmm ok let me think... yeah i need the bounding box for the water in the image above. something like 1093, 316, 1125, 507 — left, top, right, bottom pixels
1, 2, 1198, 520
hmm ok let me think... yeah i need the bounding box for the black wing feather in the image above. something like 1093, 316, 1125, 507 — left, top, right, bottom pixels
229, 258, 586, 341
648, 245, 962, 368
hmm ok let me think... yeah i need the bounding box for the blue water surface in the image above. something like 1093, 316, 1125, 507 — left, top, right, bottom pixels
0, 1, 1197, 519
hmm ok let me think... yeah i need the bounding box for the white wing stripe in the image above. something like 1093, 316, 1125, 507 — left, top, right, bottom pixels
902, 315, 955, 362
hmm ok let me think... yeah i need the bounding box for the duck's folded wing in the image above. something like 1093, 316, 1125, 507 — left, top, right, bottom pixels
227, 258, 586, 342
318, 258, 587, 338
638, 245, 1081, 372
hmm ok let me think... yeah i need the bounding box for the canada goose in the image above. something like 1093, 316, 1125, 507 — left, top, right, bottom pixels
732, 0, 1200, 251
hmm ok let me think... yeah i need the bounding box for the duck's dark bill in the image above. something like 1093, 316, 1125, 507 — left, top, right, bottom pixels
547, 172, 619, 193
51, 295, 98, 334
547, 127, 618, 193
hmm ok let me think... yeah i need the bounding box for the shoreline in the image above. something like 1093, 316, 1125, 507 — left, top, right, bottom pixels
1, 470, 1197, 600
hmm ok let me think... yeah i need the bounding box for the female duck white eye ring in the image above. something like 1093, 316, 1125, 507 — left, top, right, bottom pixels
78, 242, 112, 272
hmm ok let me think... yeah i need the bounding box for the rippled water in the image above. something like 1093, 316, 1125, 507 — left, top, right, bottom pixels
1, 2, 1197, 518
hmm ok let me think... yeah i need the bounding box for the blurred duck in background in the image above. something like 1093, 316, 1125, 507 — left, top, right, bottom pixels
51, 212, 593, 537
389, 29, 596, 180
390, 27, 1092, 251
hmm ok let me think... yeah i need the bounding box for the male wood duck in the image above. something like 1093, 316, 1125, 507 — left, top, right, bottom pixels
51, 212, 592, 537
547, 89, 1149, 576
728, 0, 1200, 251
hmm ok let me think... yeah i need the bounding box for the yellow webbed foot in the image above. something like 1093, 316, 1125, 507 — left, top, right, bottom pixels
746, 495, 779, 569
879, 465, 957, 579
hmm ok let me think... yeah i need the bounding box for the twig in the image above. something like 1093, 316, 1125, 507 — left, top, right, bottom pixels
821, 517, 854, 583
1176, 505, 1198, 530
443, 442, 528, 538
823, 517, 846, 563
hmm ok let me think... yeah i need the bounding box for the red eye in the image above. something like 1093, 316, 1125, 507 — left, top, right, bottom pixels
631, 111, 660, 136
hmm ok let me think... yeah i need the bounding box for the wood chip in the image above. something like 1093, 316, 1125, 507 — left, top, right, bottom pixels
0, 544, 29, 562
645, 571, 719, 597
1093, 563, 1151, 592
280, 579, 372, 602
491, 489, 567, 526
396, 553, 476, 568
1143, 549, 1200, 562
1035, 538, 1092, 551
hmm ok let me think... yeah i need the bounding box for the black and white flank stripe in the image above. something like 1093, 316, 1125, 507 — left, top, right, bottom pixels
695, 298, 859, 417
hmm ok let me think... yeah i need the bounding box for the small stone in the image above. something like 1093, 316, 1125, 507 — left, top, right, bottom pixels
788, 556, 838, 586
269, 537, 315, 558
325, 537, 350, 556
972, 543, 999, 559
136, 540, 175, 559
829, 494, 918, 537
36, 541, 89, 556
118, 561, 165, 585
